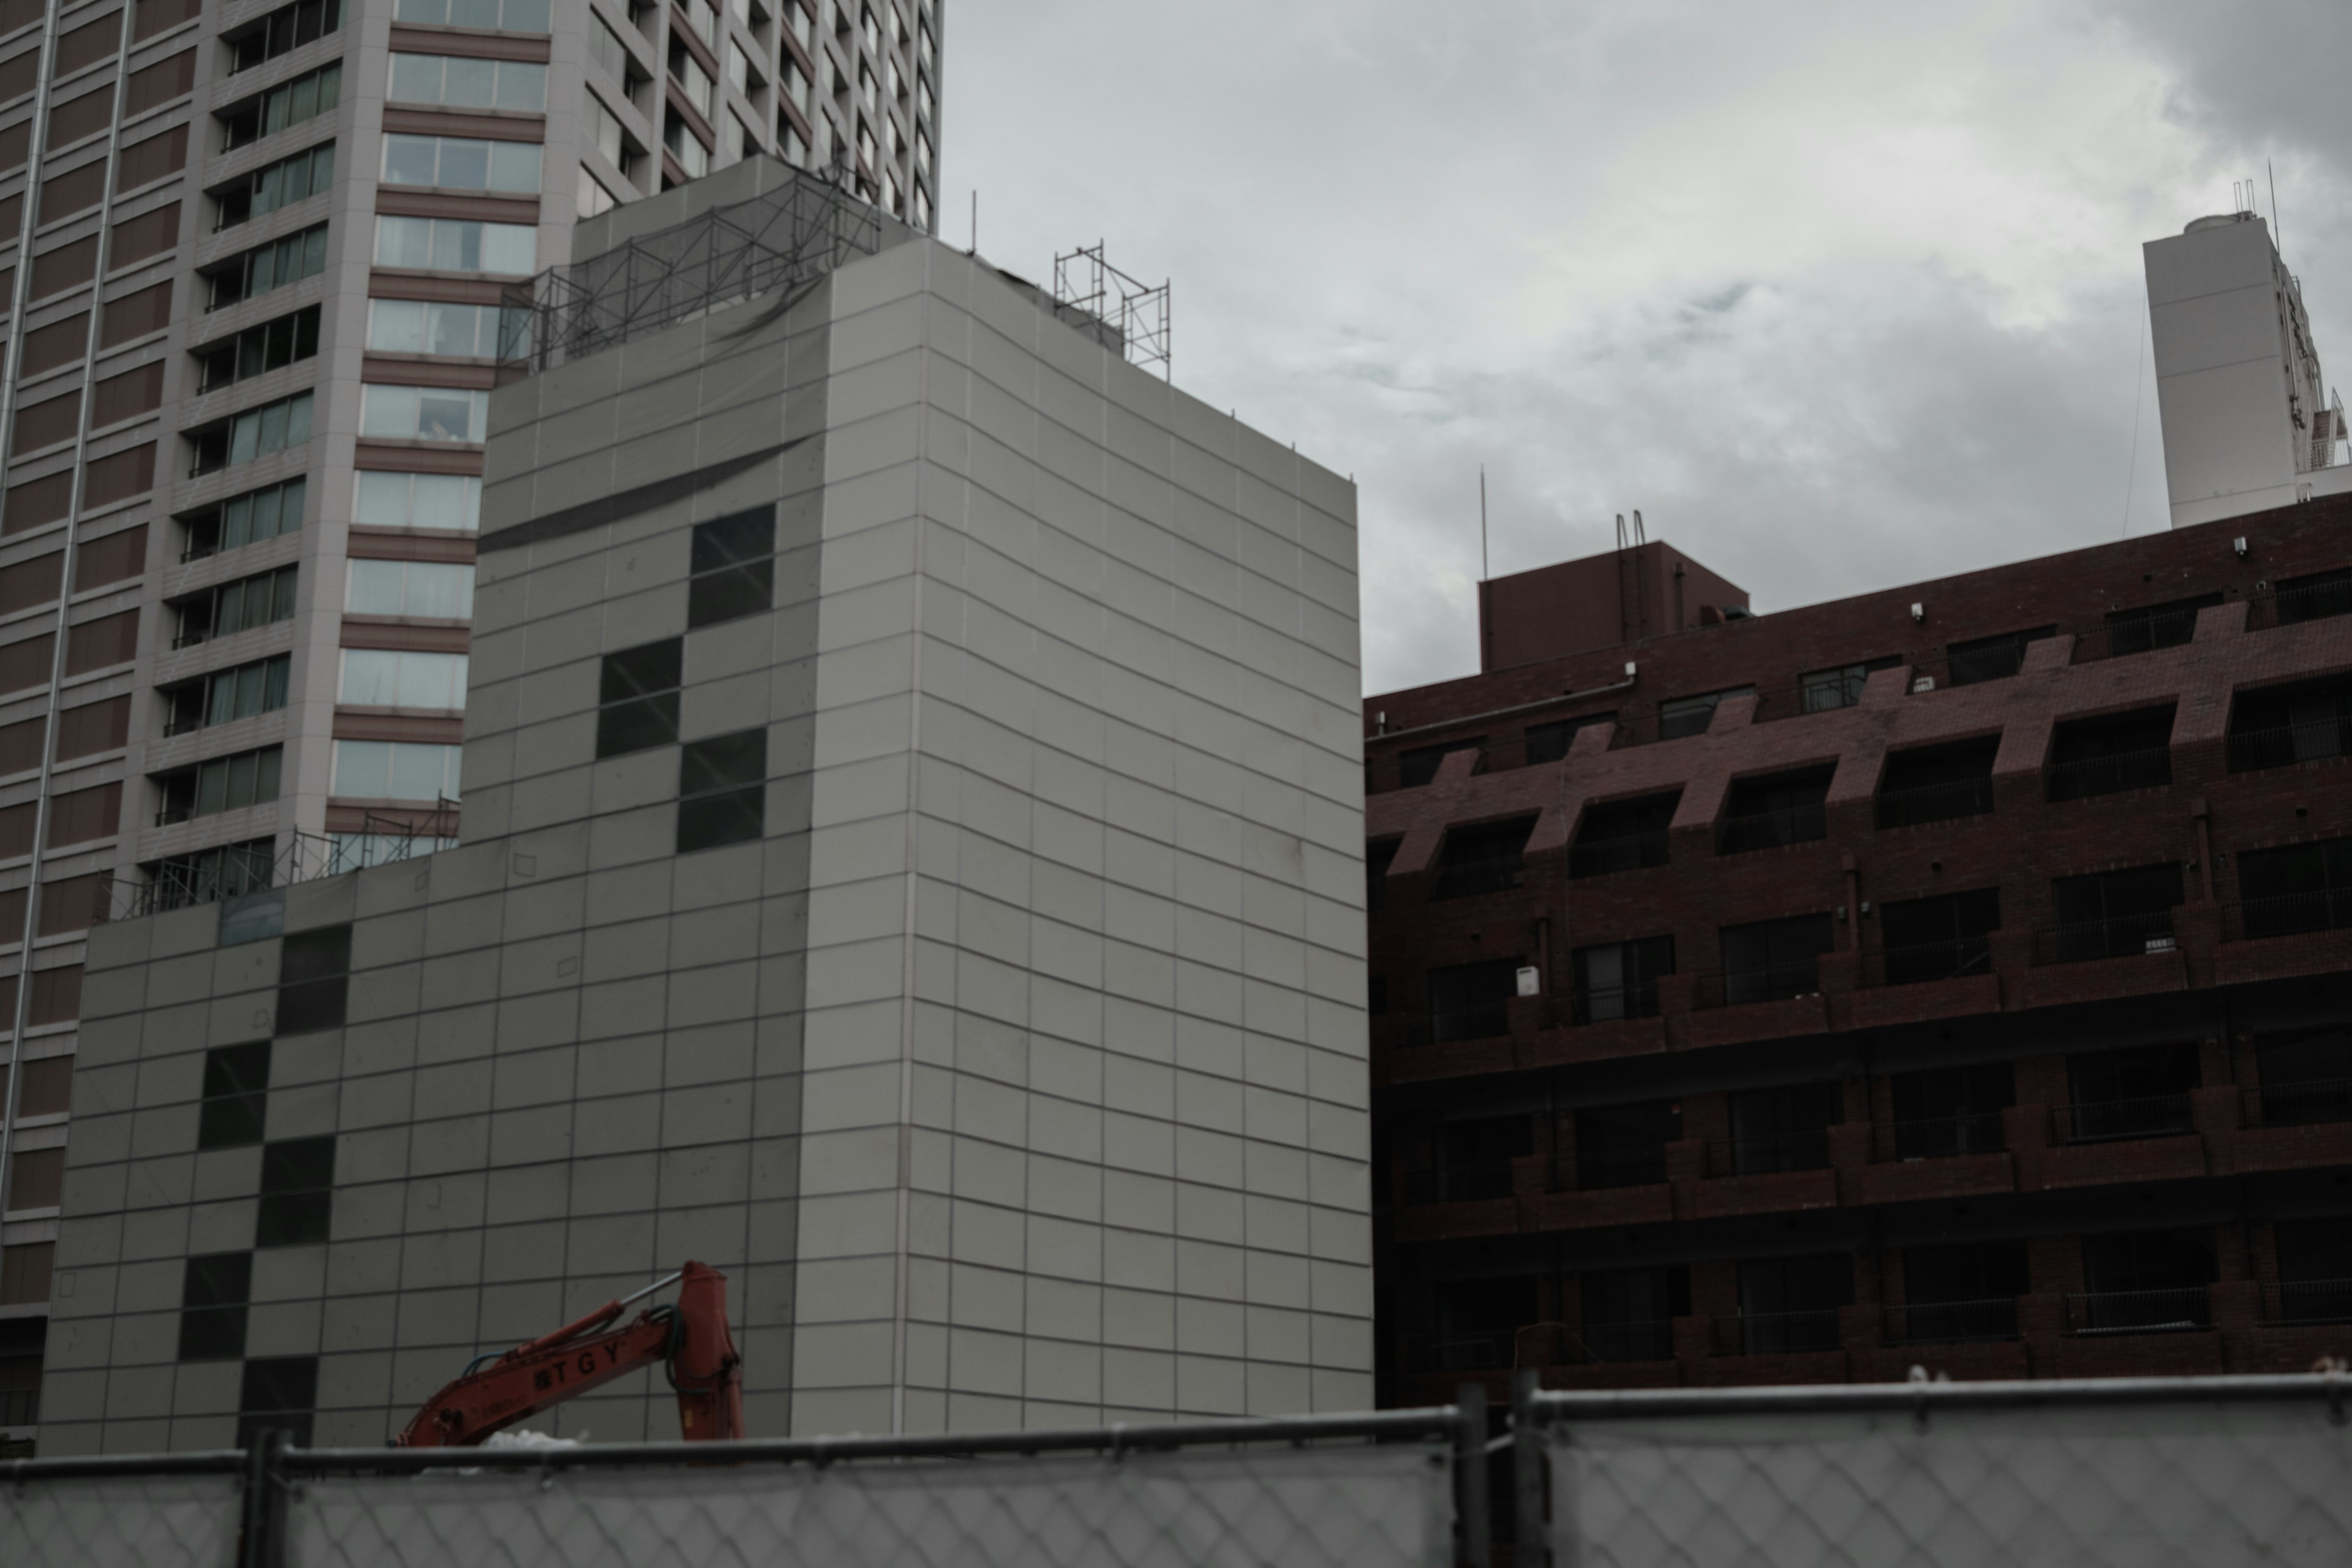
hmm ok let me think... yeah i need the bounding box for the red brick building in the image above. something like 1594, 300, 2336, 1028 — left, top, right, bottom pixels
1365, 499, 2352, 1401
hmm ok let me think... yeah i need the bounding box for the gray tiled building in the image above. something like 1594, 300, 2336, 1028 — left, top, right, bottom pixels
36, 166, 1370, 1450
0, 0, 943, 1451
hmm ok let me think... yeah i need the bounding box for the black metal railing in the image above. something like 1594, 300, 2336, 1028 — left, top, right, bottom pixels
1873, 1110, 2007, 1161
2226, 721, 2352, 772
1705, 1129, 1833, 1177
2223, 891, 2352, 942
2242, 1077, 2352, 1128
1553, 1147, 1671, 1192
1858, 938, 1994, 988
1717, 803, 1828, 854
1694, 961, 1822, 1008
1883, 1297, 2021, 1344
2071, 610, 2205, 662
2063, 1286, 2211, 1336
1567, 982, 1664, 1025
2029, 912, 2176, 965
2259, 1278, 2352, 1326
1873, 777, 1993, 829
1567, 829, 1670, 878
1714, 1309, 1843, 1355
2050, 1093, 2196, 1143
1400, 1163, 1518, 1205
2043, 747, 2173, 801
2248, 578, 2352, 630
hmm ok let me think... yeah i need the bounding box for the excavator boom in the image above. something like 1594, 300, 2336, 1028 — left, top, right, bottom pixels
396, 1261, 744, 1447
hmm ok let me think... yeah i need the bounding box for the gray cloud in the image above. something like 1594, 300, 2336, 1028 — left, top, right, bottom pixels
939, 0, 2350, 696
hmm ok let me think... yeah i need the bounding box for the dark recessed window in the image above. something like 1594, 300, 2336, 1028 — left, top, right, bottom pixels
2045, 704, 2175, 800
1365, 837, 1400, 914
1889, 1064, 2013, 1159
1719, 765, 1833, 853
1430, 816, 1536, 900
1945, 625, 2056, 687
2273, 1219, 2352, 1324
677, 728, 767, 851
1569, 791, 1678, 878
1523, 712, 1613, 764
256, 1136, 336, 1247
1580, 1267, 1688, 1363
1572, 1099, 1679, 1191
178, 1252, 252, 1361
1659, 686, 1752, 739
2234, 837, 2352, 940
276, 923, 351, 1035
2226, 674, 2352, 772
597, 638, 684, 758
1717, 912, 1833, 1005
2251, 1028, 2352, 1127
1424, 957, 1522, 1043
2101, 594, 2220, 656
1800, 655, 1902, 713
1725, 1083, 1841, 1175
2272, 567, 2352, 627
2045, 862, 2183, 962
1570, 935, 1673, 1023
1398, 738, 1482, 789
237, 1355, 318, 1449
2061, 1043, 2198, 1142
1730, 1253, 1852, 1352
1875, 888, 2000, 985
197, 1041, 273, 1149
1875, 736, 1998, 828
2073, 1231, 2214, 1333
688, 506, 776, 628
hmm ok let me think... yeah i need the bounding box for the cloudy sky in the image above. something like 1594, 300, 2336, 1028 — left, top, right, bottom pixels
937, 0, 2352, 698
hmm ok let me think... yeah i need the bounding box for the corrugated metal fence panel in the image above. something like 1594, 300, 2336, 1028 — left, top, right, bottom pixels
1548, 1398, 2352, 1568
1, 1474, 244, 1568
288, 1443, 1454, 1568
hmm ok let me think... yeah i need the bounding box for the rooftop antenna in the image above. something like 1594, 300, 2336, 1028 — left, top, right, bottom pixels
1479, 466, 1488, 581
1632, 508, 1646, 545
2269, 159, 2282, 260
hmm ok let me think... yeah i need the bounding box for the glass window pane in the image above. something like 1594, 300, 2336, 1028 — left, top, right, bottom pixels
225, 753, 257, 809
448, 0, 498, 24
406, 473, 456, 529
255, 747, 282, 803
354, 471, 410, 526
480, 223, 535, 274
222, 495, 254, 550
341, 649, 396, 704
197, 759, 229, 816
428, 220, 470, 270
388, 744, 450, 799
369, 300, 425, 352
488, 141, 540, 192
333, 740, 390, 797
395, 0, 447, 20
236, 665, 266, 718
436, 138, 490, 189
361, 385, 421, 437
498, 61, 546, 110
416, 392, 475, 440
382, 134, 439, 186
375, 216, 430, 267
347, 560, 405, 614
256, 400, 290, 454
284, 393, 313, 447
442, 57, 496, 107
502, 0, 550, 31
425, 303, 478, 356
230, 412, 260, 466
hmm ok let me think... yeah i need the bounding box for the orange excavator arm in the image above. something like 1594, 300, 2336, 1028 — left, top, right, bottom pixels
396, 1261, 745, 1447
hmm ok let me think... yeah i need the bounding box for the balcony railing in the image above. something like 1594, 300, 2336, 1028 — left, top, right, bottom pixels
2043, 747, 2173, 801
1705, 1129, 1832, 1177
1714, 1308, 1842, 1355
1694, 961, 1822, 1009
2062, 1286, 2211, 1336
2247, 578, 2352, 630
1873, 777, 1993, 829
2070, 611, 2204, 663
1717, 802, 1828, 854
1883, 1297, 2021, 1344
1567, 830, 1668, 879
2226, 721, 2352, 772
1551, 1147, 1670, 1193
1399, 1163, 1517, 1205
2241, 1077, 2352, 1128
2258, 1278, 2352, 1327
1873, 1110, 2006, 1161
1567, 982, 1662, 1025
1858, 937, 1993, 988
2222, 891, 2352, 942
2049, 1093, 2195, 1144
2029, 911, 2176, 965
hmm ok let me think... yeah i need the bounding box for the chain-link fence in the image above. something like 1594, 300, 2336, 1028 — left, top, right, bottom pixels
1512, 1371, 2352, 1568
4, 1406, 1477, 1568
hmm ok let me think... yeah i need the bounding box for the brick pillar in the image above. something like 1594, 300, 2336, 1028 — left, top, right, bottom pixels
1656, 971, 1695, 1052
2003, 1102, 2049, 1191
1665, 1137, 1705, 1219
2192, 1084, 2241, 1175
1839, 1302, 1885, 1381
2018, 1291, 2065, 1378
1829, 1121, 1871, 1204
1672, 1313, 1711, 1384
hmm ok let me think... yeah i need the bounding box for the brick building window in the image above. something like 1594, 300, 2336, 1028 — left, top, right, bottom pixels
1523, 711, 1612, 764
2234, 835, 2352, 940
1714, 912, 1833, 1006
1578, 1266, 1686, 1363
1718, 765, 1833, 853
2, 1055, 73, 1118
2268, 566, 2352, 627
2248, 1028, 2350, 1128
1887, 1063, 2011, 1159
1397, 737, 1481, 790
1894, 1242, 2027, 1344
1726, 1254, 1851, 1353
1570, 1099, 1679, 1191
2070, 1229, 2214, 1335
1365, 838, 1398, 914
1569, 791, 1676, 878
1423, 957, 1521, 1044
1659, 685, 1751, 739
1871, 888, 1999, 986
1408, 1115, 1528, 1205
2059, 1042, 2198, 1142
1720, 1082, 1839, 1175
2041, 862, 2182, 963
1800, 655, 1901, 713
2225, 674, 2352, 771
1945, 625, 2055, 686
1570, 935, 1672, 1023
1874, 736, 1997, 827
1429, 816, 1534, 900
2044, 704, 2174, 800
2269, 1220, 2352, 1325
1417, 1277, 1535, 1373
2100, 593, 2220, 657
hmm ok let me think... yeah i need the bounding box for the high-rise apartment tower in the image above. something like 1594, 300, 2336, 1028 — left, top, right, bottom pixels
0, 0, 944, 1452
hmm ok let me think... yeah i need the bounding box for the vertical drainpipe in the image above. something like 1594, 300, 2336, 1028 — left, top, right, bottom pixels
0, 0, 136, 1219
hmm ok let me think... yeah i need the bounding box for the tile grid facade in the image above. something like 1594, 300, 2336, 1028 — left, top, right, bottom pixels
38, 227, 1371, 1451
